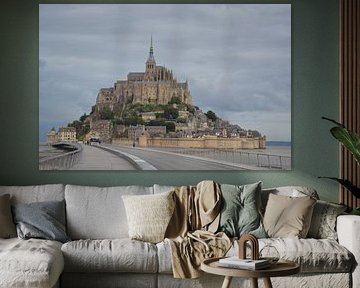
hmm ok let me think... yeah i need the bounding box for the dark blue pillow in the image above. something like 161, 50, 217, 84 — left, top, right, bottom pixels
12, 200, 70, 243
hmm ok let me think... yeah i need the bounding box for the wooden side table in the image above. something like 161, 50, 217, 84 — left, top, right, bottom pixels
201, 257, 300, 288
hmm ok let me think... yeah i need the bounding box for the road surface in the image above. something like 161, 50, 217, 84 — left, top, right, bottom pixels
104, 144, 248, 170
69, 143, 258, 170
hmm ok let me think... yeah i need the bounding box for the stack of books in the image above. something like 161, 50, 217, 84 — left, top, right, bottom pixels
218, 257, 271, 270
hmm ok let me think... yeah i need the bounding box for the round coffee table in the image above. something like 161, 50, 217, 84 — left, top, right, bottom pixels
201, 257, 300, 288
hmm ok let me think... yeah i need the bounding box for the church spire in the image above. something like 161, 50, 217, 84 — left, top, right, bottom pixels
147, 36, 155, 64
150, 35, 153, 57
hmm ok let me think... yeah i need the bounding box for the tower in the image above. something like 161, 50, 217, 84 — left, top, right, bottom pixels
145, 36, 156, 80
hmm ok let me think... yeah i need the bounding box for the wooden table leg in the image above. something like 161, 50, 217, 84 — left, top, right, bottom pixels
251, 278, 258, 288
263, 277, 273, 288
221, 276, 233, 288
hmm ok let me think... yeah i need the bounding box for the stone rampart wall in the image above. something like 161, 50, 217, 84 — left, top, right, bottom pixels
112, 138, 135, 146
137, 136, 266, 149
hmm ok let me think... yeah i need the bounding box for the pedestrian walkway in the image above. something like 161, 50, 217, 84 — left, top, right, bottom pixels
70, 144, 136, 170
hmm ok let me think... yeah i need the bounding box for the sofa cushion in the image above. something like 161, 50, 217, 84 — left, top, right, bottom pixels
263, 193, 316, 238
0, 184, 65, 204
217, 182, 266, 238
157, 240, 173, 274
122, 191, 175, 243
0, 238, 63, 288
12, 200, 70, 243
257, 238, 354, 273
0, 194, 16, 238
61, 239, 158, 273
157, 238, 353, 274
307, 200, 347, 240
65, 185, 153, 239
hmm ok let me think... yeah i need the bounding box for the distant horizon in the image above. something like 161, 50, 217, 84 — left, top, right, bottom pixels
266, 140, 291, 146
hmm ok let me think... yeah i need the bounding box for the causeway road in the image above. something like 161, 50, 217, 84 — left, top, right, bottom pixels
69, 143, 249, 170
101, 144, 248, 170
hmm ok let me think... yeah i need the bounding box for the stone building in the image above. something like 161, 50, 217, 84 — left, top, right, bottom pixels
46, 127, 76, 143
141, 112, 159, 122
96, 38, 192, 112
128, 125, 166, 140
46, 128, 58, 144
58, 127, 77, 142
145, 126, 167, 137
128, 125, 145, 141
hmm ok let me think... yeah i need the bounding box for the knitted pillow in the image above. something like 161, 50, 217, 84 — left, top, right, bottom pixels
122, 191, 175, 243
307, 200, 347, 240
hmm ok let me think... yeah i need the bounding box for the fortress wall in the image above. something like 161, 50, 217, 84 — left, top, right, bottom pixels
111, 138, 134, 146
137, 136, 266, 149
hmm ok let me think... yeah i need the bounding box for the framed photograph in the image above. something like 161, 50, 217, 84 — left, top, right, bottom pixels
39, 4, 291, 171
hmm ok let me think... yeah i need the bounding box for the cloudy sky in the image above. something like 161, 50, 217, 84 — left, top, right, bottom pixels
39, 4, 291, 142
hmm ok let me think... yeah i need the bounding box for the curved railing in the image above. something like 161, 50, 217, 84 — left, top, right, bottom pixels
146, 147, 291, 170
39, 143, 83, 170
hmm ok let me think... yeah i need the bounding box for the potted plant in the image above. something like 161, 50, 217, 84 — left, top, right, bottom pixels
320, 117, 360, 215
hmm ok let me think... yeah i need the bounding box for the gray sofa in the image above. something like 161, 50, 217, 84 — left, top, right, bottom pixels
0, 183, 359, 288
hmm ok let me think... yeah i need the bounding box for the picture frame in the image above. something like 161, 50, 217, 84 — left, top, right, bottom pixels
39, 4, 291, 171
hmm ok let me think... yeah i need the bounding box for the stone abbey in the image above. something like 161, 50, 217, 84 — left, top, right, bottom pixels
96, 38, 192, 111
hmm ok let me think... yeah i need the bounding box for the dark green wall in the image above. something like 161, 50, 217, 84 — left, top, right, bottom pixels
0, 0, 340, 203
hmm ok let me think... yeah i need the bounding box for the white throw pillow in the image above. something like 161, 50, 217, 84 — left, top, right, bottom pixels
122, 191, 175, 243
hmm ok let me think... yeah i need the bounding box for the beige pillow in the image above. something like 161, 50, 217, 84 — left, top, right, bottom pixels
122, 191, 175, 243
0, 194, 17, 238
263, 193, 316, 238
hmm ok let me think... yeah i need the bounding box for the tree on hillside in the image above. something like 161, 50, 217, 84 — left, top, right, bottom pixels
205, 110, 218, 122
169, 96, 181, 105
164, 106, 179, 120
148, 120, 165, 126
187, 105, 196, 114
67, 120, 90, 140
100, 107, 114, 120
165, 121, 175, 132
79, 113, 88, 122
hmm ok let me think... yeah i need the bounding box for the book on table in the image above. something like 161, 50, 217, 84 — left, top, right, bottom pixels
218, 257, 271, 270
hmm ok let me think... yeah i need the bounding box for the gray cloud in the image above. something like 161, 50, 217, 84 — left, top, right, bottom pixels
39, 4, 291, 141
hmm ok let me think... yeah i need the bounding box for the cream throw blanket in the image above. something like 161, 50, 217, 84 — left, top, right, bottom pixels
165, 180, 232, 278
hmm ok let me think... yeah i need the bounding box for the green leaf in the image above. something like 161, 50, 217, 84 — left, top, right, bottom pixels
330, 126, 360, 165
322, 116, 344, 127
318, 177, 360, 198
322, 117, 360, 165
350, 208, 360, 215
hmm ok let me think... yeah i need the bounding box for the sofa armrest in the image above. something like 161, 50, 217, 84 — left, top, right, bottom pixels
337, 215, 360, 288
